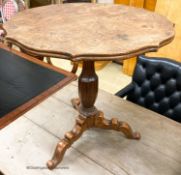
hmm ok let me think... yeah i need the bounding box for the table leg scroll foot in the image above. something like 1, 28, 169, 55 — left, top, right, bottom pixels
95, 112, 141, 140
118, 122, 141, 140
47, 115, 86, 170
71, 98, 80, 110
47, 140, 69, 170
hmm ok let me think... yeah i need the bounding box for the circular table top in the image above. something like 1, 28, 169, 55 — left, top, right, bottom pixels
4, 3, 174, 61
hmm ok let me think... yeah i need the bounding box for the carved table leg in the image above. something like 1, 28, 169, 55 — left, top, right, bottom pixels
46, 57, 53, 65
47, 61, 140, 170
71, 98, 80, 110
71, 62, 79, 74
6, 41, 13, 49
47, 115, 87, 169
94, 111, 140, 139
0, 25, 7, 43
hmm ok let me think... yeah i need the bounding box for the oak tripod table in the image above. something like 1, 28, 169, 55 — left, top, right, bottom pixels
4, 3, 175, 169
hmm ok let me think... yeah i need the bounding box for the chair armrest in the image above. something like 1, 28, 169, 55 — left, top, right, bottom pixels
115, 83, 134, 98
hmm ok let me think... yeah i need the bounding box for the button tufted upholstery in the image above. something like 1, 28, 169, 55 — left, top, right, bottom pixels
116, 55, 181, 123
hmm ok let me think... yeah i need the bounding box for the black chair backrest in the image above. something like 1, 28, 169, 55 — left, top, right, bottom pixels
127, 55, 181, 122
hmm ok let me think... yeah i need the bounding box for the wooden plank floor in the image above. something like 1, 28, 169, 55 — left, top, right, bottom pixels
0, 82, 181, 175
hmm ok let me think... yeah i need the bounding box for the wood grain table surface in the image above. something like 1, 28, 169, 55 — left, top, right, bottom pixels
0, 81, 180, 175
4, 3, 174, 61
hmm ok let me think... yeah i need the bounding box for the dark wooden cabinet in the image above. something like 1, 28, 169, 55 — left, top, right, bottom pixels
30, 0, 52, 8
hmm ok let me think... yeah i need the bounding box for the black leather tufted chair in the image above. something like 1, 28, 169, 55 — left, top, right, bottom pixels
116, 55, 181, 123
